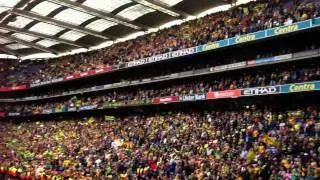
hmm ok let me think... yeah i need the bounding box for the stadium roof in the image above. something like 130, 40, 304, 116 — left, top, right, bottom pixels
0, 0, 234, 59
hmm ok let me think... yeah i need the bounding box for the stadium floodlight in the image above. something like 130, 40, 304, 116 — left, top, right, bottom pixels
0, 33, 59, 54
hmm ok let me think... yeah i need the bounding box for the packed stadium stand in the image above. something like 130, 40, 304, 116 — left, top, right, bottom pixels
0, 0, 320, 179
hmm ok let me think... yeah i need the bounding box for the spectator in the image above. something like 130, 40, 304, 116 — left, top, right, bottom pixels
1, 0, 319, 87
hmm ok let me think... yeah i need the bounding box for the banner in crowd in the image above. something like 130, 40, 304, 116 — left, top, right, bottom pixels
63, 66, 112, 81
30, 78, 64, 87
79, 105, 97, 111
252, 54, 293, 65
7, 112, 21, 116
95, 85, 104, 90
42, 109, 53, 114
67, 107, 77, 112
314, 18, 320, 26
0, 87, 10, 92
198, 39, 228, 52
127, 47, 197, 67
180, 94, 206, 102
210, 61, 246, 72
266, 20, 311, 36
229, 31, 266, 45
105, 116, 115, 121
0, 84, 27, 92
152, 96, 179, 104
199, 19, 313, 54
129, 18, 315, 68
280, 81, 320, 93
241, 86, 281, 96
3, 81, 320, 117
207, 90, 241, 99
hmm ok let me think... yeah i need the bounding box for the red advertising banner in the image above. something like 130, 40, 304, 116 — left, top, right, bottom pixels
207, 90, 241, 99
80, 72, 88, 77
73, 73, 81, 79
10, 84, 27, 91
152, 98, 160, 104
103, 66, 113, 72
65, 75, 74, 80
247, 60, 256, 65
0, 87, 8, 92
0, 112, 5, 117
87, 70, 96, 76
0, 85, 27, 92
95, 69, 104, 74
152, 96, 179, 104
64, 66, 112, 81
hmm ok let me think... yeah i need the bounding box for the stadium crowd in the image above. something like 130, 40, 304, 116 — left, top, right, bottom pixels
1, 63, 319, 114
1, 0, 320, 180
5, 42, 318, 100
0, 106, 320, 179
1, 0, 319, 87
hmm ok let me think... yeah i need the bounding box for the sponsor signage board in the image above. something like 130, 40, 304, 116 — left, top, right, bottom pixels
266, 20, 311, 36
152, 96, 179, 104
8, 112, 21, 116
0, 85, 27, 92
43, 109, 53, 114
241, 86, 280, 96
180, 94, 206, 101
30, 78, 64, 87
79, 105, 97, 111
127, 47, 197, 67
281, 81, 320, 93
207, 90, 241, 99
211, 61, 246, 72
255, 54, 293, 64
68, 107, 77, 112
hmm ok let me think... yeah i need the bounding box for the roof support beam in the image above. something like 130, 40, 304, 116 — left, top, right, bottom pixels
0, 25, 88, 48
47, 0, 152, 30
0, 33, 59, 54
132, 0, 190, 18
10, 9, 114, 40
0, 46, 20, 57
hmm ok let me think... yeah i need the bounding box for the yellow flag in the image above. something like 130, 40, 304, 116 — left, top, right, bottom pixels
247, 149, 255, 161
263, 135, 280, 148
88, 117, 95, 124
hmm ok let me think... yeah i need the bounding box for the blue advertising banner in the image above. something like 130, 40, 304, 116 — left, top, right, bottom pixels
267, 20, 311, 37
229, 31, 266, 45
280, 81, 320, 93
180, 94, 206, 101
200, 39, 229, 52
255, 54, 292, 64
255, 57, 275, 64
198, 18, 318, 54
313, 17, 320, 26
